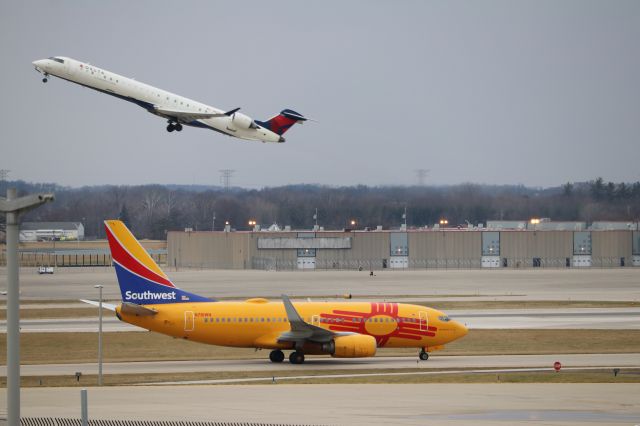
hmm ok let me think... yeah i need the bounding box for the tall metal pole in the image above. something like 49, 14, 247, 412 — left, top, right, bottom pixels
80, 389, 88, 426
6, 189, 20, 426
94, 285, 103, 386
1, 188, 54, 426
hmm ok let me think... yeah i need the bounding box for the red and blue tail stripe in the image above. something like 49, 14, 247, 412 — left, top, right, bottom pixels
105, 220, 211, 304
256, 109, 307, 136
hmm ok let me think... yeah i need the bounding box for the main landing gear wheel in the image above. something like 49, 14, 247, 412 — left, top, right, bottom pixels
289, 351, 305, 364
419, 350, 429, 361
166, 122, 183, 132
269, 350, 285, 363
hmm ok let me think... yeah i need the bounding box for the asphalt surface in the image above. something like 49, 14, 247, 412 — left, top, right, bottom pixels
2, 267, 639, 301
5, 353, 638, 377
9, 384, 640, 425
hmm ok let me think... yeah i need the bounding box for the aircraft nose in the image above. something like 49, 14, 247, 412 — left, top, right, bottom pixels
33, 59, 47, 70
454, 320, 468, 339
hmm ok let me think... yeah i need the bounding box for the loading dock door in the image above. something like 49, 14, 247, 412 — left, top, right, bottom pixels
297, 257, 316, 269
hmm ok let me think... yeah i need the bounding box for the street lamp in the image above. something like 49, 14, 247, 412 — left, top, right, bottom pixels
0, 188, 54, 426
94, 285, 104, 386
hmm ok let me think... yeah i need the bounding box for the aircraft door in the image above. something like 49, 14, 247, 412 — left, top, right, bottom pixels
311, 315, 321, 327
419, 311, 428, 332
184, 311, 195, 331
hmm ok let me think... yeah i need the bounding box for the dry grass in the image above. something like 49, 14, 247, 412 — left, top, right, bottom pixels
418, 300, 640, 310
3, 368, 638, 387
2, 329, 639, 365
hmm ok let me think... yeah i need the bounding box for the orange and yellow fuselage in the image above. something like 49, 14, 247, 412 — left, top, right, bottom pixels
118, 299, 467, 351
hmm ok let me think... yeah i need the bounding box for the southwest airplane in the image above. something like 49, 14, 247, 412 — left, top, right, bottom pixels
83, 220, 467, 364
32, 56, 308, 142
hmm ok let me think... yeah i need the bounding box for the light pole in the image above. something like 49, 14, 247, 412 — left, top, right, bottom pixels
0, 188, 54, 426
94, 285, 104, 386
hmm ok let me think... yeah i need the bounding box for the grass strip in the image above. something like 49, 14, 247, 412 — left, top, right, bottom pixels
3, 368, 638, 388
2, 329, 640, 365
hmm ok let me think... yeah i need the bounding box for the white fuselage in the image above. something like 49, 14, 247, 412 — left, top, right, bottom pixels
32, 56, 283, 143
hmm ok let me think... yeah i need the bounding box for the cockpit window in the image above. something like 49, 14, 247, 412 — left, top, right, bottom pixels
438, 315, 451, 322
48, 57, 65, 64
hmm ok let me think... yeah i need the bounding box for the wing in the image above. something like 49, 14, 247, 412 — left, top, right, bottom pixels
277, 294, 335, 344
153, 106, 240, 123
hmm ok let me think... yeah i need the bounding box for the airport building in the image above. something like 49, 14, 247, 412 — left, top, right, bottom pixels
19, 221, 85, 242
167, 223, 640, 270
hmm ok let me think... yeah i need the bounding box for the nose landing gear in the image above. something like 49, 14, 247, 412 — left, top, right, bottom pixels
419, 349, 429, 361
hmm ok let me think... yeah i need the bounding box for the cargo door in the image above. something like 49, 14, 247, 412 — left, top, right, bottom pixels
419, 311, 429, 332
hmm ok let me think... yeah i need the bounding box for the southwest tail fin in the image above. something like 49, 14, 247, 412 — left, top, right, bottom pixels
104, 220, 211, 305
256, 109, 309, 136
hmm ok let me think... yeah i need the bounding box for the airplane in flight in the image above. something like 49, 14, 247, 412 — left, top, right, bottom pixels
83, 220, 467, 364
32, 56, 309, 143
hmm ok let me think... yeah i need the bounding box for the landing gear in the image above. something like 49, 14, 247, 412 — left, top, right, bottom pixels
269, 349, 285, 363
419, 349, 429, 361
289, 351, 305, 364
42, 73, 49, 83
166, 121, 183, 132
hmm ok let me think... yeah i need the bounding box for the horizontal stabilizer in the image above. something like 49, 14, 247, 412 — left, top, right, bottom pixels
80, 299, 117, 311
120, 302, 157, 316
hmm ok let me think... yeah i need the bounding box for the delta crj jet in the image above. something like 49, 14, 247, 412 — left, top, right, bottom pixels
81, 220, 468, 364
32, 56, 309, 143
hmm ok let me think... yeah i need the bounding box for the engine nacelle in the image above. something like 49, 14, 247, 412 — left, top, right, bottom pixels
231, 112, 257, 130
322, 334, 377, 358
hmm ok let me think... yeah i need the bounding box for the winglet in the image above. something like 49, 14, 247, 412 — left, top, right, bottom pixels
282, 294, 305, 330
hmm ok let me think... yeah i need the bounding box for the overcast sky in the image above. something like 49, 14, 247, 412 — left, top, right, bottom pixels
1, 1, 639, 188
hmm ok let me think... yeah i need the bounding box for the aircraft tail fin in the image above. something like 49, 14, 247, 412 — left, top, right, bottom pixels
256, 109, 309, 136
104, 220, 212, 305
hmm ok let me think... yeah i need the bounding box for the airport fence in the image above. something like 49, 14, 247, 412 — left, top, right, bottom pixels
18, 418, 323, 426
0, 249, 166, 267
249, 256, 635, 271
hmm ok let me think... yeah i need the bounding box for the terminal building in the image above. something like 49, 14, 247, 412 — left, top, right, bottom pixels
168, 221, 640, 270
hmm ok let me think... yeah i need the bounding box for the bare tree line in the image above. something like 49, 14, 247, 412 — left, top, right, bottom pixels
1, 178, 639, 240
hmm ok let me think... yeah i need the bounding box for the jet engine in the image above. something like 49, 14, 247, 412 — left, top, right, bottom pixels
322, 334, 377, 358
231, 112, 258, 129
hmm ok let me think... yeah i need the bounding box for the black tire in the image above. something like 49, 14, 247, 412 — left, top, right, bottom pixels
175, 123, 183, 132
289, 351, 305, 364
166, 124, 175, 132
269, 350, 285, 363
42, 78, 48, 83
419, 351, 429, 361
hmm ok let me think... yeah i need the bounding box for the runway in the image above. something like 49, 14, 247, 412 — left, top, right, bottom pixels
2, 267, 639, 302
5, 353, 638, 377
9, 384, 640, 425
3, 308, 638, 333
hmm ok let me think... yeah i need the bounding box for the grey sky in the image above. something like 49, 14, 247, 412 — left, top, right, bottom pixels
1, 1, 639, 188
